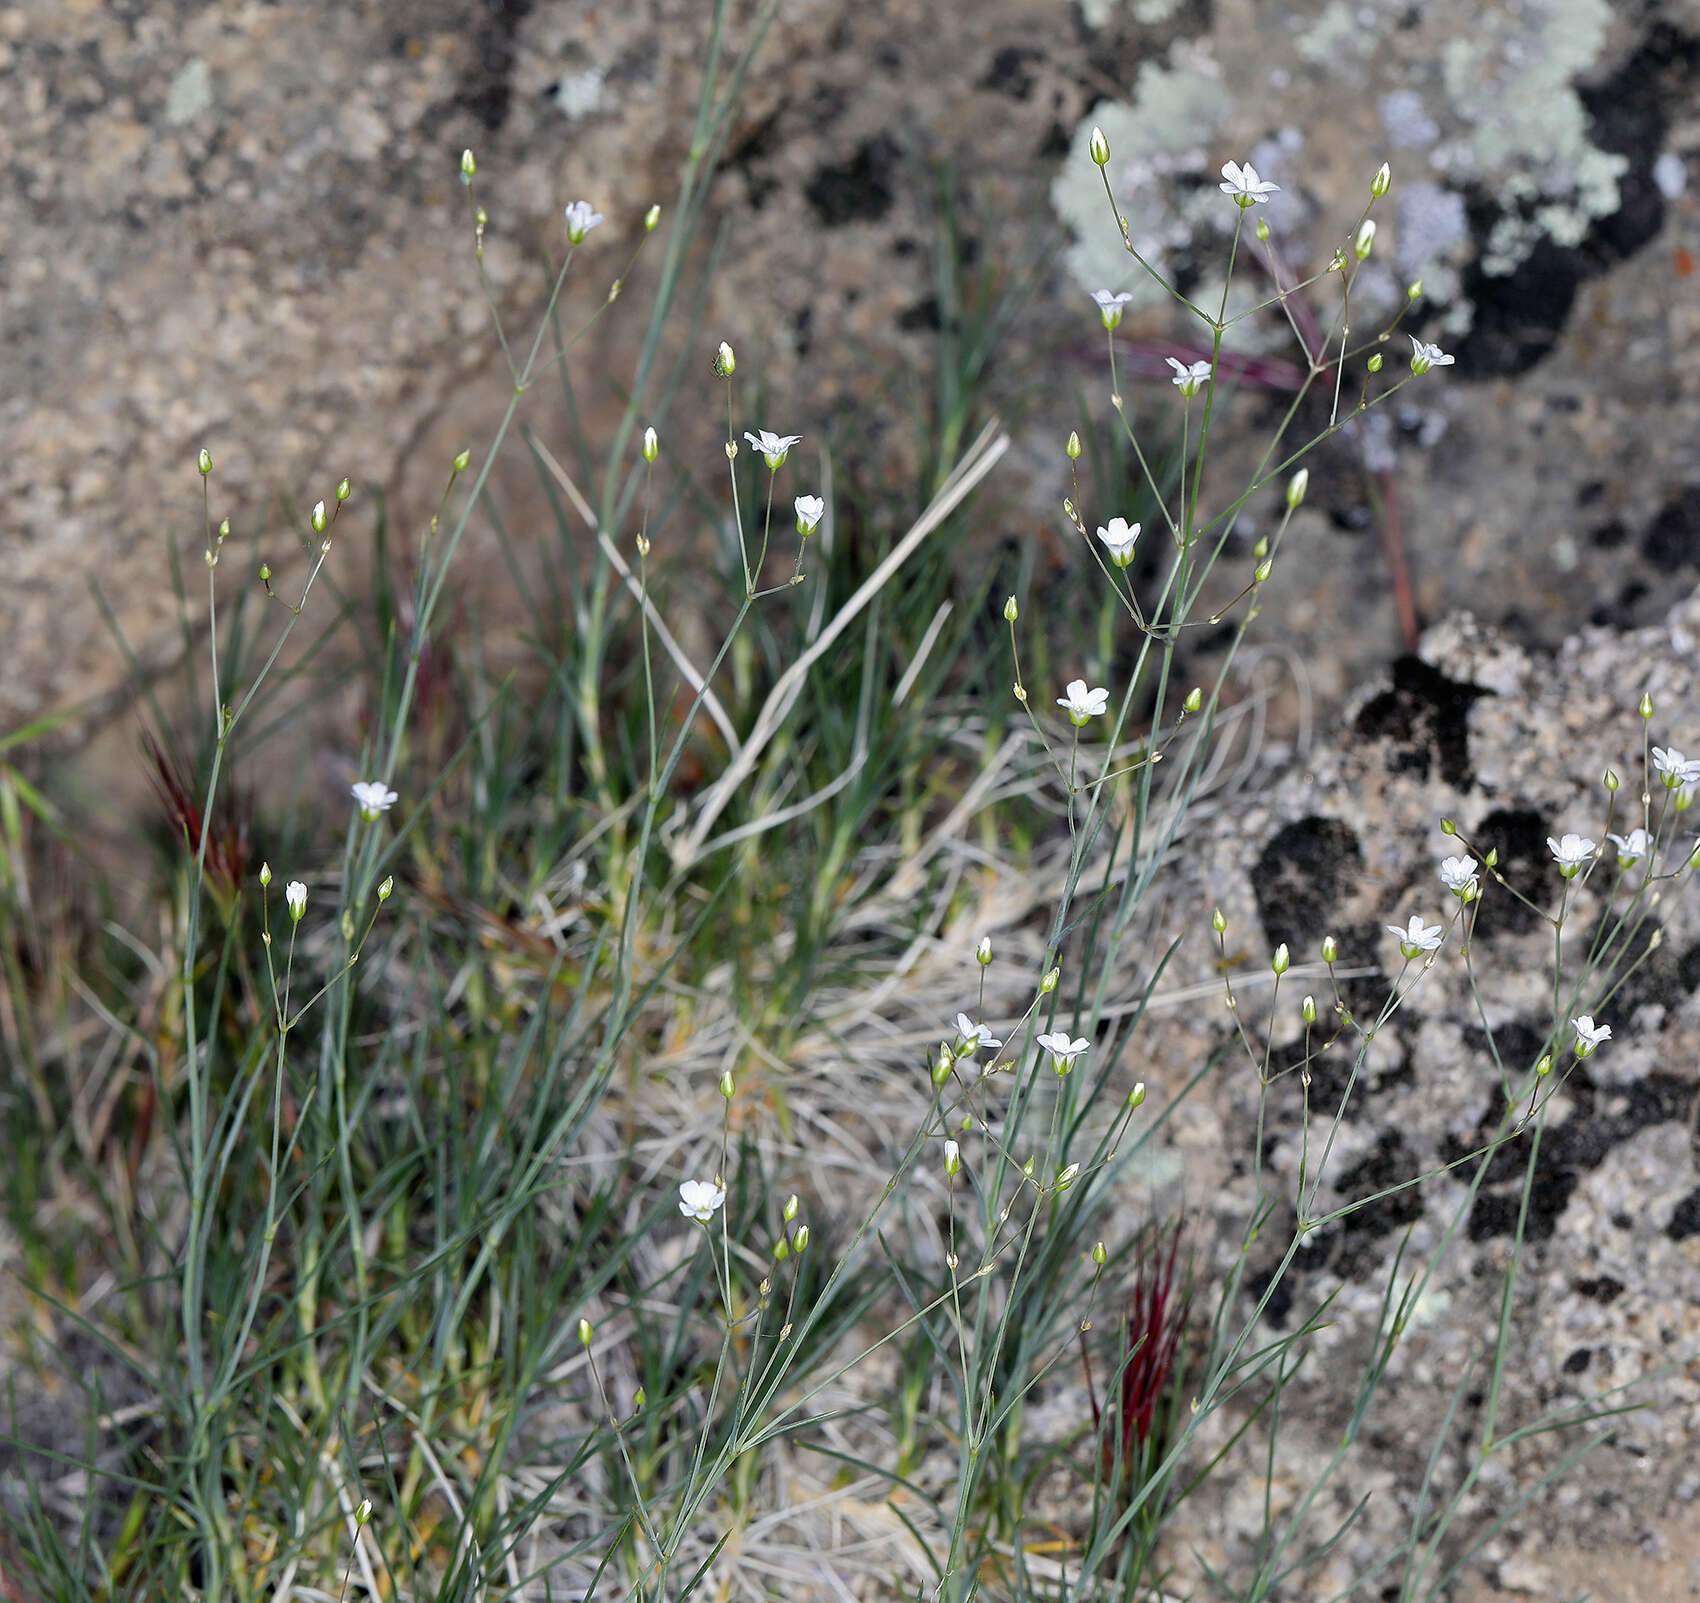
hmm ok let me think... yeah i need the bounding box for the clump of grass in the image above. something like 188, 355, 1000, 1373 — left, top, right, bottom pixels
1, 24, 1689, 1603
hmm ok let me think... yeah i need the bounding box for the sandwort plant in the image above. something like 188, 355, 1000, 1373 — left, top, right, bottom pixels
1, 24, 1689, 1603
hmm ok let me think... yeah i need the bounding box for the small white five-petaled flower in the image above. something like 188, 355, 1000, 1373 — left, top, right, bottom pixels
1091, 289, 1135, 330
794, 494, 824, 535
1607, 828, 1651, 866
1547, 832, 1596, 878
744, 430, 802, 471
1037, 1032, 1090, 1074
1571, 1015, 1612, 1057
1652, 746, 1700, 789
953, 1013, 1002, 1054
1387, 914, 1444, 957
1438, 855, 1479, 898
1219, 159, 1279, 207
1409, 335, 1455, 375
352, 780, 399, 822
285, 880, 308, 922
1166, 357, 1212, 397
1096, 518, 1140, 567
678, 1178, 727, 1222
1057, 679, 1109, 726
564, 201, 606, 244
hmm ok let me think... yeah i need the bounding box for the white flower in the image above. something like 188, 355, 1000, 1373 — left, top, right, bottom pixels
1607, 828, 1651, 866
1547, 832, 1596, 878
1166, 357, 1212, 397
1409, 335, 1454, 375
352, 780, 399, 821
1438, 855, 1479, 898
1091, 289, 1134, 330
1571, 1015, 1612, 1057
1095, 517, 1140, 567
1057, 679, 1109, 726
953, 1013, 1002, 1054
1219, 159, 1279, 207
1037, 1032, 1089, 1073
794, 494, 824, 535
1386, 914, 1444, 957
678, 1178, 727, 1222
285, 880, 308, 922
563, 200, 606, 244
1651, 746, 1700, 789
744, 429, 802, 470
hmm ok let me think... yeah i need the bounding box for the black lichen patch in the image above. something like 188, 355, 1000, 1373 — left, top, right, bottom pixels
804, 136, 901, 227
1563, 1347, 1593, 1374
898, 294, 941, 332
456, 0, 535, 133
1333, 1132, 1427, 1279
1449, 1053, 1693, 1241
1462, 1017, 1549, 1082
1467, 808, 1554, 941
1640, 485, 1700, 574
1579, 912, 1679, 1025
1458, 23, 1700, 377
978, 45, 1043, 100
1666, 1186, 1700, 1241
725, 104, 786, 212
1353, 655, 1489, 788
1573, 1273, 1624, 1303
1252, 817, 1362, 955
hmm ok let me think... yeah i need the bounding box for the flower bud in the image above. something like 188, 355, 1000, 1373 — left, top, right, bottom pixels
1407, 279, 1423, 301
1640, 692, 1654, 720
715, 340, 736, 377
772, 1238, 789, 1261
1066, 430, 1081, 460
1089, 126, 1110, 167
460, 149, 477, 180
1368, 352, 1384, 373
1255, 217, 1270, 242
1184, 686, 1203, 713
334, 477, 351, 504
644, 203, 661, 231
1604, 768, 1619, 792
1022, 1156, 1036, 1179
642, 426, 659, 463
632, 1386, 645, 1410
944, 1139, 961, 1175
1354, 219, 1376, 259
1252, 537, 1269, 561
1040, 967, 1059, 994
356, 1499, 373, 1525
453, 447, 472, 472
1321, 934, 1338, 963
1255, 558, 1273, 584
259, 862, 272, 887
1535, 1054, 1553, 1077
1092, 1240, 1107, 1265
1286, 468, 1309, 508
286, 880, 307, 922
719, 1070, 735, 1099
780, 1193, 799, 1222
932, 1046, 953, 1085
259, 562, 271, 582
1056, 1162, 1080, 1191
578, 1318, 593, 1347
1127, 1081, 1145, 1108
977, 935, 993, 966
793, 1224, 810, 1253
1003, 595, 1019, 622
1440, 818, 1456, 834
198, 448, 213, 476
1371, 161, 1391, 198
1271, 943, 1290, 975
311, 501, 327, 534
1302, 994, 1317, 1024
378, 876, 393, 902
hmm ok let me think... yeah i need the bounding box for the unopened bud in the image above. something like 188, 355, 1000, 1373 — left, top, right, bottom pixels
1271, 943, 1290, 975
642, 426, 659, 463
460, 148, 477, 180
1040, 967, 1059, 994
1535, 1054, 1552, 1078
1212, 908, 1227, 934
1255, 558, 1273, 584
1640, 692, 1654, 720
1604, 769, 1619, 792
197, 448, 212, 476
259, 562, 271, 581
1286, 468, 1309, 508
1371, 161, 1391, 198
377, 876, 393, 902
1440, 818, 1456, 834
632, 1386, 645, 1410
311, 501, 326, 534
1303, 994, 1317, 1024
1066, 430, 1081, 460
1407, 279, 1423, 301
715, 340, 736, 377
1321, 934, 1338, 964
1092, 1240, 1107, 1265
1004, 595, 1019, 622
1367, 352, 1383, 373
719, 1070, 735, 1100
356, 1499, 373, 1525
977, 935, 993, 966
1184, 686, 1203, 713
793, 1224, 809, 1253
1127, 1081, 1145, 1108
943, 1138, 961, 1176
644, 203, 661, 231
783, 1193, 799, 1221
453, 447, 471, 472
772, 1238, 789, 1261
1354, 220, 1376, 259
1056, 1162, 1080, 1191
1252, 536, 1269, 561
578, 1318, 593, 1346
1089, 126, 1110, 167
1255, 217, 1270, 242
259, 862, 272, 887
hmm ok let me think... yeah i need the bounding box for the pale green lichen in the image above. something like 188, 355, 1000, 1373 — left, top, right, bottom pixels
164, 58, 213, 127
1078, 0, 1184, 24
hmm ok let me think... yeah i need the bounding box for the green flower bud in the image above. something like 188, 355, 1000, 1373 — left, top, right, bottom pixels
356, 1499, 373, 1526
1212, 908, 1227, 933
1255, 217, 1270, 242
1092, 1240, 1107, 1265
644, 204, 661, 231
1184, 687, 1203, 713
1640, 692, 1654, 720
1321, 934, 1338, 964
1604, 769, 1619, 792
1371, 161, 1391, 198
1255, 558, 1273, 584
1440, 818, 1456, 834
1367, 352, 1383, 373
1040, 967, 1059, 994
1127, 1081, 1145, 1108
719, 1070, 735, 1099
1302, 994, 1317, 1024
198, 448, 213, 476
977, 935, 993, 966
772, 1238, 790, 1261
378, 876, 393, 902
453, 447, 472, 472
1286, 468, 1308, 508
715, 340, 736, 377
783, 1193, 799, 1222
578, 1317, 593, 1346
460, 149, 477, 180
1003, 595, 1019, 622
1271, 943, 1290, 975
1407, 279, 1423, 301
337, 477, 351, 502
259, 862, 272, 887
793, 1223, 810, 1253
1089, 126, 1110, 166
1066, 430, 1081, 460
642, 426, 659, 463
